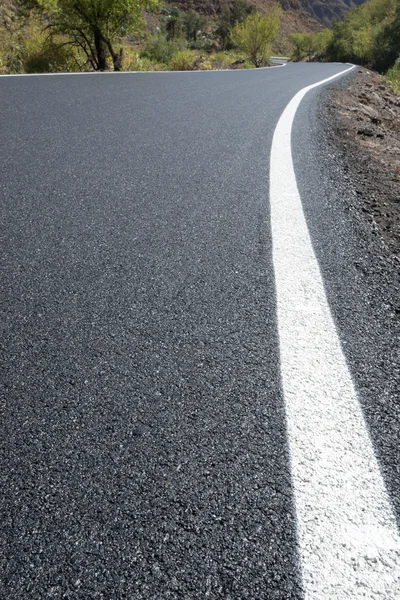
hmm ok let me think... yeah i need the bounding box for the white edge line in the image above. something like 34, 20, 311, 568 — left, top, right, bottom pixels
270, 62, 400, 599
0, 62, 288, 77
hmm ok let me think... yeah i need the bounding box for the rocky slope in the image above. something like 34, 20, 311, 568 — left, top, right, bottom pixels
328, 68, 400, 259
171, 0, 367, 33
298, 0, 366, 27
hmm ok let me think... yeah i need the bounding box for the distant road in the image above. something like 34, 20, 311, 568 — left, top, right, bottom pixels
2, 64, 400, 599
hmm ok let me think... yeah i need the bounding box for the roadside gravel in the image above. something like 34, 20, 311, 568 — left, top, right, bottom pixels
325, 67, 400, 260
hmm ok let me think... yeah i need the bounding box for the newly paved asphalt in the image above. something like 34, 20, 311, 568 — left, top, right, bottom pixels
1, 63, 399, 599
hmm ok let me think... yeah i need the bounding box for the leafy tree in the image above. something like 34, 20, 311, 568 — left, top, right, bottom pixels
313, 29, 333, 57
231, 5, 281, 67
290, 29, 332, 61
229, 0, 254, 26
215, 6, 231, 50
165, 7, 182, 40
140, 34, 186, 64
0, 1, 79, 73
37, 0, 160, 71
290, 33, 314, 60
182, 8, 206, 43
326, 0, 399, 69
374, 0, 400, 70
216, 0, 254, 50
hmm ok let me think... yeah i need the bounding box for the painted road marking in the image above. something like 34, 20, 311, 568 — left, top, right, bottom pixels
270, 66, 400, 599
0, 64, 286, 77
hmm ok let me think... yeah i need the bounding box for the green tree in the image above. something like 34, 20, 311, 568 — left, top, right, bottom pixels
216, 0, 254, 50
140, 34, 185, 64
313, 29, 333, 57
37, 0, 159, 71
326, 0, 398, 69
166, 7, 182, 40
231, 5, 280, 67
216, 6, 231, 50
229, 0, 254, 26
290, 29, 332, 61
182, 8, 206, 43
0, 1, 80, 73
375, 0, 400, 70
290, 33, 314, 60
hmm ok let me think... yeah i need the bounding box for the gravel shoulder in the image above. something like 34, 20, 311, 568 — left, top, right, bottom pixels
326, 67, 400, 260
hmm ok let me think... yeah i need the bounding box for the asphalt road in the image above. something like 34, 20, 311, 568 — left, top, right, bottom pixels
1, 63, 400, 599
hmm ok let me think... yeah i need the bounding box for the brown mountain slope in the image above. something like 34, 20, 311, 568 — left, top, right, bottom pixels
171, 0, 323, 34
299, 0, 366, 27
171, 0, 367, 34
253, 0, 323, 35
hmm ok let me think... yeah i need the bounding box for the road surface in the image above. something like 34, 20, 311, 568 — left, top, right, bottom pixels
1, 63, 400, 599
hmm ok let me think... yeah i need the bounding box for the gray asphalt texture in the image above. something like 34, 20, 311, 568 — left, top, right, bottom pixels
2, 63, 396, 599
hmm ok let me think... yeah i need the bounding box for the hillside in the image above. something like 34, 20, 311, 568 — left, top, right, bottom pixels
170, 0, 367, 36
299, 0, 366, 27
170, 0, 321, 34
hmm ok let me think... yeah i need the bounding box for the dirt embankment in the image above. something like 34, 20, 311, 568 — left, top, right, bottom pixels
328, 68, 400, 259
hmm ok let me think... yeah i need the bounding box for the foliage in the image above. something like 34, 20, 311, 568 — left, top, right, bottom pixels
165, 7, 182, 40
290, 29, 332, 60
24, 37, 80, 72
326, 0, 400, 70
229, 0, 255, 26
215, 0, 255, 50
387, 56, 400, 90
375, 0, 400, 71
212, 50, 233, 65
199, 59, 212, 69
231, 4, 281, 67
123, 46, 167, 70
182, 9, 206, 42
0, 0, 283, 74
140, 35, 186, 64
169, 49, 197, 70
36, 0, 160, 71
215, 6, 231, 49
289, 0, 400, 72
0, 4, 80, 73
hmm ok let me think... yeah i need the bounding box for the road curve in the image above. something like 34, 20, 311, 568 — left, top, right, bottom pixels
1, 63, 400, 599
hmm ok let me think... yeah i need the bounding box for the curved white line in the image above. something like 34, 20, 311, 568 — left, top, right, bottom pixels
0, 63, 286, 77
270, 65, 400, 598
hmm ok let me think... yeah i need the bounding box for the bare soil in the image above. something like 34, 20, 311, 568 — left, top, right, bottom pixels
328, 67, 400, 259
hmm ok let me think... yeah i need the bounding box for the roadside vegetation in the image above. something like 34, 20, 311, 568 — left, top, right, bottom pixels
231, 5, 281, 68
0, 0, 282, 73
289, 0, 400, 90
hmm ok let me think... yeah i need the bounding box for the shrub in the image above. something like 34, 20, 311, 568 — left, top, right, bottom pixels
170, 50, 197, 70
188, 37, 215, 52
140, 35, 186, 64
199, 59, 212, 70
165, 7, 183, 40
290, 29, 332, 61
24, 40, 79, 73
211, 51, 232, 67
182, 9, 206, 43
387, 57, 400, 92
123, 49, 166, 71
326, 0, 400, 70
231, 5, 281, 67
0, 10, 80, 74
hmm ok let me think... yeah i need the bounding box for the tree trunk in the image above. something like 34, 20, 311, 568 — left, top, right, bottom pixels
103, 37, 123, 72
112, 48, 123, 72
94, 28, 108, 71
